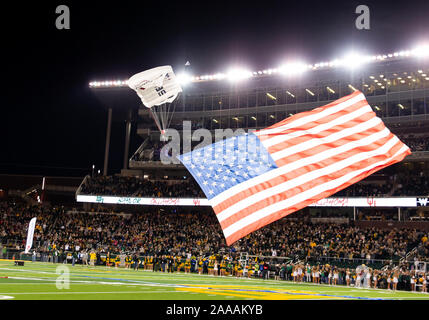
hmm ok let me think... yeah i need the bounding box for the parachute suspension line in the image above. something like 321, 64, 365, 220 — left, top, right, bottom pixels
149, 108, 163, 134
159, 103, 167, 132
166, 98, 178, 130
165, 100, 171, 129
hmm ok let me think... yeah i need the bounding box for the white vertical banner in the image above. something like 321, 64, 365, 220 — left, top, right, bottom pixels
24, 217, 37, 254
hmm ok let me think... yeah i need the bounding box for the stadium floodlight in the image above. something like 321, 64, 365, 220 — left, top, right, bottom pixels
278, 62, 307, 76
266, 93, 277, 100
348, 84, 357, 91
398, 104, 405, 109
340, 52, 370, 69
305, 88, 315, 96
227, 68, 253, 82
326, 86, 335, 94
286, 90, 295, 98
176, 73, 193, 85
412, 45, 429, 57
89, 43, 429, 88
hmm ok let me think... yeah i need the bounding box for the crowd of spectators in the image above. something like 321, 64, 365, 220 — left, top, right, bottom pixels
1, 201, 429, 292
334, 182, 394, 197
393, 171, 429, 196
80, 175, 204, 198
399, 135, 429, 152
1, 201, 428, 264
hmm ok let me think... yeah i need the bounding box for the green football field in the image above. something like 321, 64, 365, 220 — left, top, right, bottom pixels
0, 260, 428, 300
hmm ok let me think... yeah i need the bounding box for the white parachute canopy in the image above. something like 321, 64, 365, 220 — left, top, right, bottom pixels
128, 66, 182, 138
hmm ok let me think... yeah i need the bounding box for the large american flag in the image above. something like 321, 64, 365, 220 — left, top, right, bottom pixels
178, 91, 411, 245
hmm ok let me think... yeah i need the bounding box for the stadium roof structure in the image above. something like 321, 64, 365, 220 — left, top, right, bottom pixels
88, 44, 429, 88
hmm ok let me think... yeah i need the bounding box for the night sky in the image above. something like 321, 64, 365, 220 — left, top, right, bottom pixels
1, 0, 428, 177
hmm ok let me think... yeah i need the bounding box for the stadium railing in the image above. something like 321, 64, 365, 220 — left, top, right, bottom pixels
75, 175, 89, 197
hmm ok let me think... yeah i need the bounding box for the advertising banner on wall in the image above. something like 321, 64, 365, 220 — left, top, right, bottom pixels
76, 195, 428, 208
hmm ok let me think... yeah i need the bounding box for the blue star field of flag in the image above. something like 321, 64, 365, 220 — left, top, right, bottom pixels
178, 133, 278, 200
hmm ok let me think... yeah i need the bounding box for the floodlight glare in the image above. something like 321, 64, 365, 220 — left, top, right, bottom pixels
227, 68, 253, 81
176, 73, 192, 85
340, 52, 369, 69
412, 45, 429, 57
278, 62, 307, 75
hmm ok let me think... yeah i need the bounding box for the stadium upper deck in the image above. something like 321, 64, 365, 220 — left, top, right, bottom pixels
136, 58, 429, 134
89, 47, 429, 172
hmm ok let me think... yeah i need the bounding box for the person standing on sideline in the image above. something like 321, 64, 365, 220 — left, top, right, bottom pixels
314, 267, 320, 284
90, 250, 96, 266
392, 269, 399, 291
355, 271, 361, 288
422, 273, 427, 293
333, 268, 339, 286
133, 254, 139, 271
373, 270, 378, 289
82, 251, 88, 266
262, 261, 269, 280
32, 250, 36, 262
366, 269, 372, 288
306, 264, 311, 283
387, 273, 392, 290
72, 251, 77, 267
297, 264, 303, 282
410, 273, 416, 292
345, 269, 351, 286
328, 269, 333, 285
